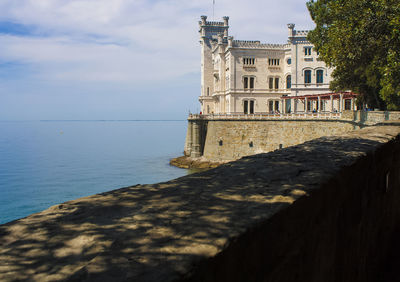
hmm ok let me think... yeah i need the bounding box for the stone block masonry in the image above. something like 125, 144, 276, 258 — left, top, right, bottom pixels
181, 110, 400, 164
1, 122, 400, 281
203, 119, 356, 161
184, 119, 207, 158
342, 110, 400, 125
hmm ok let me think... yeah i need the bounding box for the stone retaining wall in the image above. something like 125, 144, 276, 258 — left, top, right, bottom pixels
183, 111, 400, 163
202, 120, 356, 162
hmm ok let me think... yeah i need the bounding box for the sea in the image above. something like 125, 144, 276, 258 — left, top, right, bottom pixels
0, 120, 191, 224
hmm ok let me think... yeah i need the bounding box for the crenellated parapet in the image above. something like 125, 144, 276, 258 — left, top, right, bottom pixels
287, 23, 311, 44
199, 15, 229, 27
294, 30, 310, 37
204, 21, 225, 26
199, 16, 229, 38
232, 40, 285, 49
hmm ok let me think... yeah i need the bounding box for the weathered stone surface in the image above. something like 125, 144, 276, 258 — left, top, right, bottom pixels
202, 119, 357, 161
1, 123, 400, 282
180, 111, 400, 164
170, 156, 225, 169
342, 110, 400, 125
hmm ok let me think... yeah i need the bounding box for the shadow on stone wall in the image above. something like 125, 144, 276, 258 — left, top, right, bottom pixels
0, 124, 399, 282
183, 127, 400, 282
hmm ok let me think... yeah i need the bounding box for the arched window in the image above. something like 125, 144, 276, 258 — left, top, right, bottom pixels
304, 70, 312, 84
286, 75, 291, 89
316, 70, 324, 83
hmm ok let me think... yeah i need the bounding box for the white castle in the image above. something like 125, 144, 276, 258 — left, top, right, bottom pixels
198, 16, 357, 115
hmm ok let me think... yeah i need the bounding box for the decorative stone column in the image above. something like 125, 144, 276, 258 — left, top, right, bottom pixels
330, 95, 333, 112
282, 99, 286, 114
339, 94, 343, 112
318, 96, 321, 112
305, 97, 308, 112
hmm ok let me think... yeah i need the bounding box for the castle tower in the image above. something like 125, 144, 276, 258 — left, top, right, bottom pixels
198, 16, 229, 114
287, 23, 295, 40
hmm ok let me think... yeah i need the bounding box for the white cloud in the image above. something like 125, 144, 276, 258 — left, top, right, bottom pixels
0, 0, 314, 83
0, 34, 197, 82
0, 0, 316, 119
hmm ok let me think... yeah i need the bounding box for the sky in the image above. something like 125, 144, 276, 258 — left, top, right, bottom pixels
0, 0, 315, 120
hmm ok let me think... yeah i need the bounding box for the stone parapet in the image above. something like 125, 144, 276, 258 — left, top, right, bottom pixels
342, 110, 400, 125
190, 111, 400, 124
189, 112, 342, 121
1, 123, 400, 281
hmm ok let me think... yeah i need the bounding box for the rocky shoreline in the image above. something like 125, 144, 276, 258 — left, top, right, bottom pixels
169, 155, 226, 169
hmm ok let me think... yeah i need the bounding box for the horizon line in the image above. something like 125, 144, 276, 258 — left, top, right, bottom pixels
0, 119, 187, 122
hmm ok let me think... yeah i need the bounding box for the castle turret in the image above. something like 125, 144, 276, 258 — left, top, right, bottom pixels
201, 15, 207, 25
223, 16, 229, 26
199, 16, 230, 114
223, 16, 229, 38
287, 23, 295, 38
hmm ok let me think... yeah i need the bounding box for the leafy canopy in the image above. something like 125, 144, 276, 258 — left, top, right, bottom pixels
307, 0, 400, 110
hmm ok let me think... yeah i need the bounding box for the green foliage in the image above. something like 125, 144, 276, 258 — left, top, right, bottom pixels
307, 0, 400, 110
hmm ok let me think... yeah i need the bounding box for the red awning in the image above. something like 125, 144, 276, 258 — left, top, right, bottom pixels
281, 92, 358, 100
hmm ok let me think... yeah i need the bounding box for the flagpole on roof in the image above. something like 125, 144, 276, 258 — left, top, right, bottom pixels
213, 0, 215, 21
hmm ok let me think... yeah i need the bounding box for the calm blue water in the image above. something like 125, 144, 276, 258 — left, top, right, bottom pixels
0, 120, 189, 224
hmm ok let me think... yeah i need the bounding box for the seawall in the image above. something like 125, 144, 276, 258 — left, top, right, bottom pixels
1, 122, 400, 281
202, 119, 356, 162
178, 110, 400, 166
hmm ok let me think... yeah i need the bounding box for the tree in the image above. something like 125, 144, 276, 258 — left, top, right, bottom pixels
307, 0, 400, 110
